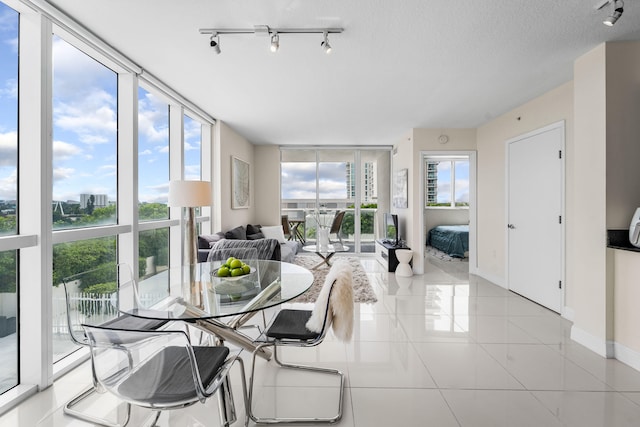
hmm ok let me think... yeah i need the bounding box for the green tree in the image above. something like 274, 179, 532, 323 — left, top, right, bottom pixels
0, 251, 16, 293
85, 195, 95, 215
52, 238, 116, 288
139, 203, 169, 221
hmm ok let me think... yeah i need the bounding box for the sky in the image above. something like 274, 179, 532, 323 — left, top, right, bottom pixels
0, 3, 18, 202
0, 1, 202, 204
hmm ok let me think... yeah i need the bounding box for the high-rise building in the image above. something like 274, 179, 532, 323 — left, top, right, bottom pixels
426, 161, 438, 205
346, 162, 377, 202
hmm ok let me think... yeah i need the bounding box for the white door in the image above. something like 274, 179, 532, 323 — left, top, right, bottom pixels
507, 123, 563, 313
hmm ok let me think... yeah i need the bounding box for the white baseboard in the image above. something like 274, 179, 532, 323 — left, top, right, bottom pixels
570, 325, 614, 358
473, 269, 506, 289
613, 342, 640, 372
562, 306, 575, 322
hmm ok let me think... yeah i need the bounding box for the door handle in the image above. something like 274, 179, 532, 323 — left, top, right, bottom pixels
507, 224, 516, 229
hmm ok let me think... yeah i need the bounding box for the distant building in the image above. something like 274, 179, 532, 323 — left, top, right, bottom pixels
80, 193, 109, 209
426, 161, 438, 204
346, 162, 377, 203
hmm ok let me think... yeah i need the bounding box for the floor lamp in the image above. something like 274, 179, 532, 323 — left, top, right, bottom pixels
169, 180, 212, 308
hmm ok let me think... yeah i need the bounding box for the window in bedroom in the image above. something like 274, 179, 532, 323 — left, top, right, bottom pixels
425, 157, 469, 208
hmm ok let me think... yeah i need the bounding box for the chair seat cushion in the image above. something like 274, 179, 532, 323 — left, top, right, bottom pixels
101, 314, 168, 331
266, 309, 320, 340
118, 346, 229, 405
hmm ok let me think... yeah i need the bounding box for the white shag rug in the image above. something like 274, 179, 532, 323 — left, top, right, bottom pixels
291, 256, 377, 304
425, 245, 469, 262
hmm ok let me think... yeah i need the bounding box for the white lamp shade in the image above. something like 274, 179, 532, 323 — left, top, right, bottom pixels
168, 180, 212, 207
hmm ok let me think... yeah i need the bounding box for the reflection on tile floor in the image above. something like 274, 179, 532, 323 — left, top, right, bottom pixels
3, 254, 640, 426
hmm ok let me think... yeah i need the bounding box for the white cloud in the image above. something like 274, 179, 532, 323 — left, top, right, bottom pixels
55, 101, 117, 145
0, 131, 17, 166
0, 78, 17, 99
138, 92, 169, 143
53, 140, 82, 161
0, 168, 16, 200
53, 167, 75, 183
98, 164, 117, 177
140, 149, 153, 156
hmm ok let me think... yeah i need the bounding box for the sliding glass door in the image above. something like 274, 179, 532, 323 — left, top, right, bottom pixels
281, 148, 390, 254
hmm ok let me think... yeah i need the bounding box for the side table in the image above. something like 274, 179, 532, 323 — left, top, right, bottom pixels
395, 249, 413, 277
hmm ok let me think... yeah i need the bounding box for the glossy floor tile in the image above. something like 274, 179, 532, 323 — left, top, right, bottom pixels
3, 253, 640, 426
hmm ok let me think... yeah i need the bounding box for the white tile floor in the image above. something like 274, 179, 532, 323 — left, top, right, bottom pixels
3, 255, 640, 426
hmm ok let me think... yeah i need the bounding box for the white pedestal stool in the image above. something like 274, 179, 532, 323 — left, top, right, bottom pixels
395, 249, 413, 277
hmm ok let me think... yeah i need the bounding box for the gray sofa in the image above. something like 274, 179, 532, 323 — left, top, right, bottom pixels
198, 224, 301, 263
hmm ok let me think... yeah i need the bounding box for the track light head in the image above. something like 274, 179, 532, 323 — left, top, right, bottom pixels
270, 32, 279, 52
210, 34, 221, 54
321, 31, 332, 54
602, 0, 624, 26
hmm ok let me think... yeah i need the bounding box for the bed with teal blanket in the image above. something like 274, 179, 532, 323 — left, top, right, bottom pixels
426, 225, 469, 258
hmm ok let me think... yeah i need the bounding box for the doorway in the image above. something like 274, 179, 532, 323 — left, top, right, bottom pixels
419, 151, 477, 275
506, 121, 565, 313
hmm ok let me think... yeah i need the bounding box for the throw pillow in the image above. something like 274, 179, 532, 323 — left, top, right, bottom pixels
246, 224, 262, 235
246, 232, 264, 240
225, 225, 247, 240
198, 232, 224, 249
260, 225, 286, 243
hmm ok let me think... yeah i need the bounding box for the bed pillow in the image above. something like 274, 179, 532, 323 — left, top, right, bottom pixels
260, 225, 286, 243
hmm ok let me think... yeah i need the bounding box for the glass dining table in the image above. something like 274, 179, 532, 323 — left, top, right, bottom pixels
114, 260, 314, 360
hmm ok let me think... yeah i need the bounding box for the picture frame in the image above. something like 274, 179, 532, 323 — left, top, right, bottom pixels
393, 168, 408, 209
231, 156, 250, 209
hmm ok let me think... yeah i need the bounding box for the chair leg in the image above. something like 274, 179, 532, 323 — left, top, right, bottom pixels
247, 343, 345, 424
218, 356, 249, 427
64, 385, 131, 427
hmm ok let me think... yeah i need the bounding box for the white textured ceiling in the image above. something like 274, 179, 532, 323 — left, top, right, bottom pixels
48, 0, 640, 145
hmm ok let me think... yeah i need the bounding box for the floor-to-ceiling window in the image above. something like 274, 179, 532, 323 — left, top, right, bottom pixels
51, 34, 120, 362
0, 1, 214, 407
281, 148, 391, 253
0, 1, 18, 395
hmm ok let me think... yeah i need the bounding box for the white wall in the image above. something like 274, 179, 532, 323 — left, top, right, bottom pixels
424, 209, 469, 238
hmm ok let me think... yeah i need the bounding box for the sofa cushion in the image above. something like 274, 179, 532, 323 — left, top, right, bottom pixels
280, 241, 302, 263
225, 226, 247, 240
261, 225, 286, 243
198, 232, 225, 249
246, 232, 264, 240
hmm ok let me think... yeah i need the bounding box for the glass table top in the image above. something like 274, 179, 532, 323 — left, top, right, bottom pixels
116, 260, 314, 321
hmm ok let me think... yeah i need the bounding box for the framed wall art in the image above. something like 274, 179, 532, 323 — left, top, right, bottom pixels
393, 168, 408, 209
231, 156, 250, 209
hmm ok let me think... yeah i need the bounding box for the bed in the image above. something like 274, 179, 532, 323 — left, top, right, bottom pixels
426, 225, 469, 258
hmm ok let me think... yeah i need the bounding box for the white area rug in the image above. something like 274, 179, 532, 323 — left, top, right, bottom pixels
426, 245, 469, 262
291, 256, 377, 304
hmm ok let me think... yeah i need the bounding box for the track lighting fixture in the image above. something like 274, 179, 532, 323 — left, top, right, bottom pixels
209, 33, 221, 54
321, 31, 332, 54
270, 32, 279, 52
595, 0, 624, 26
199, 25, 343, 54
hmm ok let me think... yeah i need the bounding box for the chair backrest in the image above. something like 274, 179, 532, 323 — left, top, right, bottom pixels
83, 325, 231, 408
62, 263, 120, 346
306, 259, 354, 341
281, 215, 291, 235
329, 211, 346, 234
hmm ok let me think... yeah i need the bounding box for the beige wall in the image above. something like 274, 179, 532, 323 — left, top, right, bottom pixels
392, 132, 414, 258
215, 121, 255, 231
476, 82, 573, 287
571, 44, 609, 351
253, 145, 282, 226
606, 42, 640, 228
